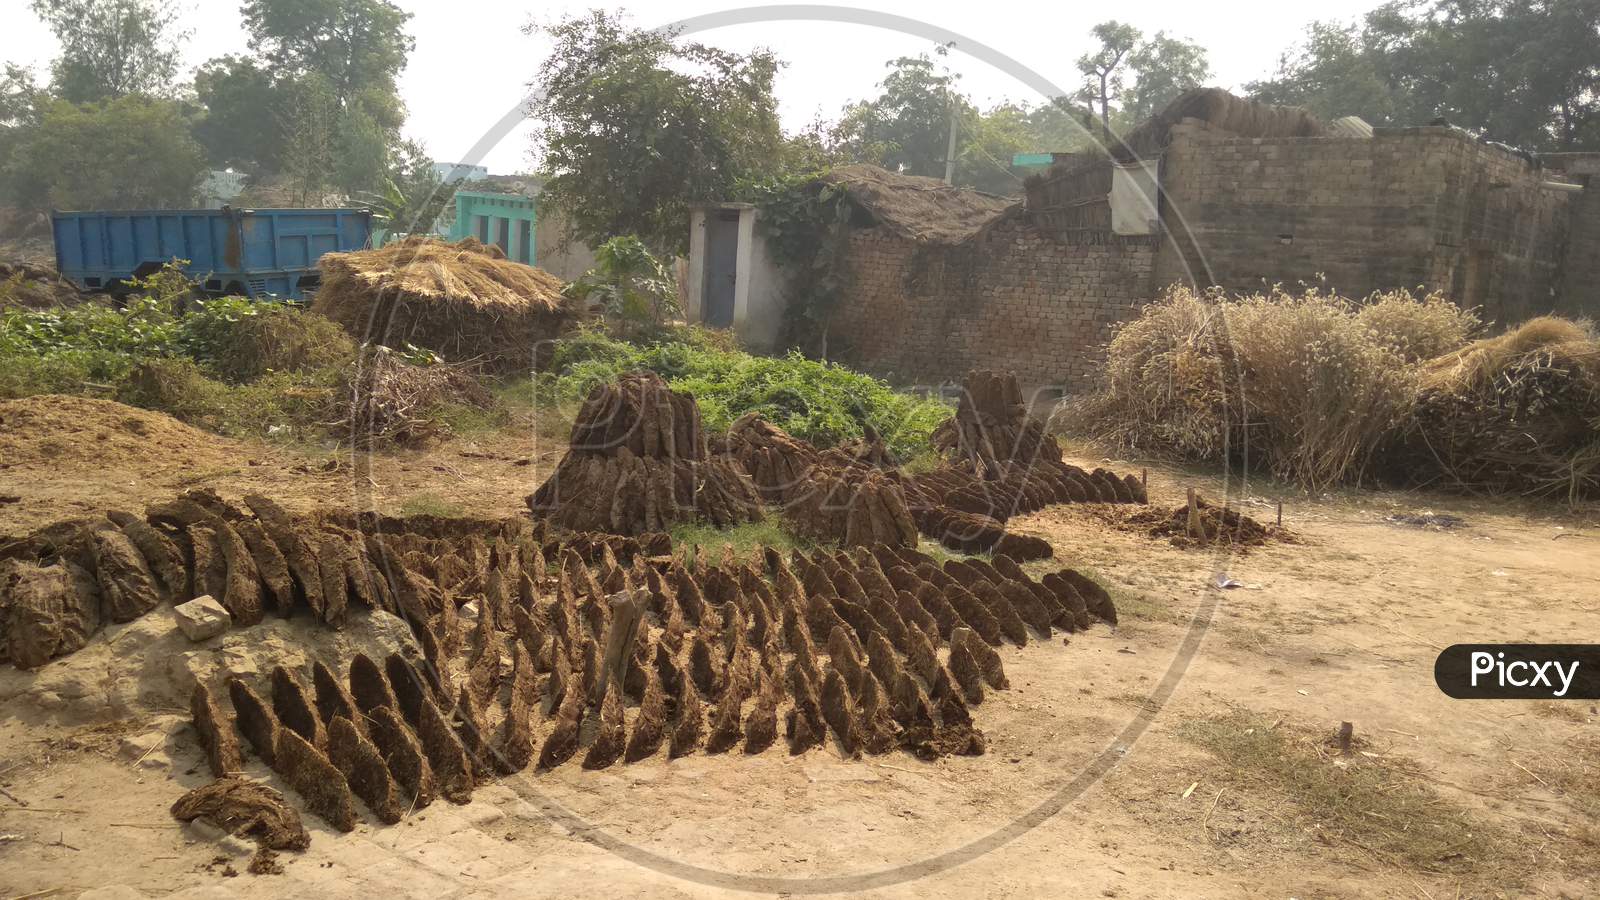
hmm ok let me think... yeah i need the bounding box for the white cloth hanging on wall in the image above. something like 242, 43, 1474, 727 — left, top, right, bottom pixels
1110, 160, 1160, 235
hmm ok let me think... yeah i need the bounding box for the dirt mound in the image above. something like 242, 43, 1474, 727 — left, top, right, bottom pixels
0, 262, 86, 309
528, 372, 763, 534
0, 395, 242, 471
1089, 495, 1293, 550
312, 236, 577, 371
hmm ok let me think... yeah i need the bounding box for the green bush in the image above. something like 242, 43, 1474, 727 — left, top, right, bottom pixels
540, 326, 950, 459
177, 296, 356, 383
114, 357, 339, 439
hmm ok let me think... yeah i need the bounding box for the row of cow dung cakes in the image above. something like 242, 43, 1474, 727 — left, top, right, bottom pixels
177, 533, 1121, 853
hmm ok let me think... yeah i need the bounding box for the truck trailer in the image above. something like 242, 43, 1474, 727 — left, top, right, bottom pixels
51, 206, 373, 301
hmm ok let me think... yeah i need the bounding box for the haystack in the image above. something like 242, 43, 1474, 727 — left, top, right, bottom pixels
1406, 317, 1600, 500
312, 236, 576, 371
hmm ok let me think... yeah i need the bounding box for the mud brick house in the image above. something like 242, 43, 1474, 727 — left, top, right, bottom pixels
688, 90, 1599, 394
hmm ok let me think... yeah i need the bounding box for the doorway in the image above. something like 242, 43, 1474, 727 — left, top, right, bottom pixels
703, 210, 739, 327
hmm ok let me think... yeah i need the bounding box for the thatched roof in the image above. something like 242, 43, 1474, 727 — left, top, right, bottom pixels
817, 165, 1016, 245
316, 235, 566, 313
1113, 88, 1325, 162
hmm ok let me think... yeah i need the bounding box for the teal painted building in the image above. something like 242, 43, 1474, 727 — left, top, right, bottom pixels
449, 190, 536, 265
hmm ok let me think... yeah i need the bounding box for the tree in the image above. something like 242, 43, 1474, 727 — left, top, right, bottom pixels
6, 95, 205, 208
29, 0, 187, 103
192, 56, 284, 170
1249, 0, 1600, 149
832, 49, 966, 178
526, 10, 785, 253
241, 0, 412, 120
0, 65, 44, 128
1076, 21, 1141, 144
1124, 32, 1212, 122
277, 76, 337, 206
955, 103, 1033, 195
332, 94, 395, 195
1025, 98, 1097, 153
1247, 19, 1409, 126
565, 236, 681, 337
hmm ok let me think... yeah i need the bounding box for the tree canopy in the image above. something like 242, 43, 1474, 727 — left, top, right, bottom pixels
526, 10, 786, 253
1249, 0, 1600, 149
833, 49, 966, 179
240, 0, 412, 122
5, 95, 205, 208
29, 0, 187, 104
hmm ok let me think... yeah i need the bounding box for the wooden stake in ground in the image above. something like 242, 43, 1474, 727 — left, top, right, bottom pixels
1337, 721, 1354, 754
1186, 487, 1203, 541
592, 589, 647, 705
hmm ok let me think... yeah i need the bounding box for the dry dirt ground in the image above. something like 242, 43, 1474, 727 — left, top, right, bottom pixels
2, 408, 1598, 899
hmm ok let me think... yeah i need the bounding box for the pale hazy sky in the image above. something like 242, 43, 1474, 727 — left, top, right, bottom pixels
1, 1, 1381, 175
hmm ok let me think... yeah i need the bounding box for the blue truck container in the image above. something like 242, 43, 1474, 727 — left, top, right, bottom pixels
51, 206, 374, 301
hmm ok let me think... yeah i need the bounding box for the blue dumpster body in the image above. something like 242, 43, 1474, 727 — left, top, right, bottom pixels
51, 207, 373, 301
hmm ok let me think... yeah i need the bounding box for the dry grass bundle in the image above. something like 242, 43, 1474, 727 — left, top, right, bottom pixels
1406, 317, 1600, 500
1356, 290, 1480, 363
1063, 286, 1428, 490
1224, 291, 1418, 489
312, 236, 576, 371
1061, 286, 1230, 462
336, 346, 493, 448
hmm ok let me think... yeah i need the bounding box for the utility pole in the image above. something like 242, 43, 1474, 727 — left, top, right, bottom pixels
943, 89, 959, 184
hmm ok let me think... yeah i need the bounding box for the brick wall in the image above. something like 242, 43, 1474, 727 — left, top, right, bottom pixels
818, 128, 1593, 397
1558, 177, 1600, 318
1155, 124, 1578, 324
825, 221, 1157, 392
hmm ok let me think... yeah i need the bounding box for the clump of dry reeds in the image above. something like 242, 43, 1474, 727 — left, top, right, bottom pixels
1356, 290, 1480, 363
1061, 286, 1477, 491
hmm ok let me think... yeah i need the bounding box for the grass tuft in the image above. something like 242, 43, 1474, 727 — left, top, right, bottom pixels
1179, 711, 1508, 875
669, 519, 813, 563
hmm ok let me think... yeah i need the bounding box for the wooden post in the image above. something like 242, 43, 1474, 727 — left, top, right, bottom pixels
1337, 721, 1354, 754
1186, 487, 1202, 540
592, 589, 646, 705
1141, 468, 1147, 487
1276, 500, 1283, 528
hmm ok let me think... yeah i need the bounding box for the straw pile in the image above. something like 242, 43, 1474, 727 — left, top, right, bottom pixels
312, 237, 576, 371
1062, 287, 1459, 491
1407, 317, 1600, 500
